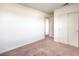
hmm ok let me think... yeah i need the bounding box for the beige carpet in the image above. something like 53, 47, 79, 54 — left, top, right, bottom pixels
0, 37, 79, 56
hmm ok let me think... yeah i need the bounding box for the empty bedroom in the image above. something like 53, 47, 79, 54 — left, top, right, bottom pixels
0, 3, 79, 56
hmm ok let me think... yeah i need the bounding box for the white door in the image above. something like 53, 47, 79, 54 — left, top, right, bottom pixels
54, 14, 68, 44
45, 19, 49, 35
54, 15, 60, 41
68, 12, 79, 47
58, 14, 68, 44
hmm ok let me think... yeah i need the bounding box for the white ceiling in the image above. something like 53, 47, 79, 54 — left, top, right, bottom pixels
19, 3, 66, 14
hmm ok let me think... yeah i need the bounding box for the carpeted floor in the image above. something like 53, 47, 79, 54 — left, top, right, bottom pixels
0, 37, 79, 56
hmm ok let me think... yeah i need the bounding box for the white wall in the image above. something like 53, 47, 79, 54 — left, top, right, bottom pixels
54, 4, 79, 47
0, 4, 48, 53
49, 15, 54, 37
